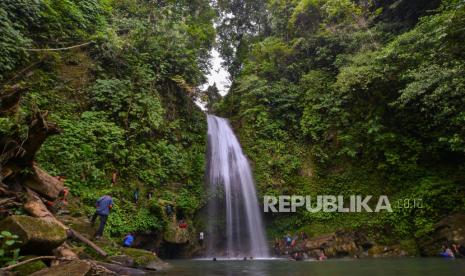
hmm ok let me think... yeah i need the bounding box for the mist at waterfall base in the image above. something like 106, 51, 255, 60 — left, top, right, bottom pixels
205, 115, 269, 258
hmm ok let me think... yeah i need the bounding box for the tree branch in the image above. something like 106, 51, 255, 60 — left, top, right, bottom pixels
1, 256, 57, 271
24, 41, 94, 52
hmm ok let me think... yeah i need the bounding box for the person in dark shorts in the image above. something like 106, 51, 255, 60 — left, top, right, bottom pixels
91, 195, 113, 239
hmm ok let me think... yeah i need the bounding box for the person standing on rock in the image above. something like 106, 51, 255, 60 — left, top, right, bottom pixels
91, 194, 113, 239
199, 231, 204, 246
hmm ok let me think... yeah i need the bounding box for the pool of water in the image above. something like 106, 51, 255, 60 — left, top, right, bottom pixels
158, 258, 465, 276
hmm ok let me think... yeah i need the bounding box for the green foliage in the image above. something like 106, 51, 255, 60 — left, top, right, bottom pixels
216, 0, 465, 243
106, 202, 163, 236
1, 0, 213, 237
0, 0, 109, 79
90, 78, 164, 134
37, 111, 126, 186
214, 0, 268, 77
0, 231, 22, 266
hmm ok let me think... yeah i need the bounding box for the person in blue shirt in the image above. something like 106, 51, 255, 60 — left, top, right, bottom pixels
123, 233, 135, 247
91, 195, 113, 239
284, 234, 292, 248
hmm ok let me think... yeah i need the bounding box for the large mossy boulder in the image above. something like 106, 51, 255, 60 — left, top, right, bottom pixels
108, 255, 135, 267
30, 260, 115, 276
0, 215, 67, 253
304, 232, 362, 258
30, 260, 91, 276
121, 248, 156, 266
121, 248, 170, 271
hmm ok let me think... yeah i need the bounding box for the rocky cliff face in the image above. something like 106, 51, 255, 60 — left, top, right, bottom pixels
417, 213, 465, 256
276, 212, 465, 259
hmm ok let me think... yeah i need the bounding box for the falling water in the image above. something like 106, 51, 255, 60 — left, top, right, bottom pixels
206, 115, 269, 258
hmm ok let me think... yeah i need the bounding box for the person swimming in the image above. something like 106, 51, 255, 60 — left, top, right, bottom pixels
440, 245, 455, 258
318, 251, 327, 261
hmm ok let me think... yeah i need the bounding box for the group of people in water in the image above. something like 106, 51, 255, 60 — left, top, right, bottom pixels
440, 243, 465, 258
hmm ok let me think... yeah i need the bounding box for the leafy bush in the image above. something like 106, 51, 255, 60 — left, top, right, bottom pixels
0, 231, 22, 266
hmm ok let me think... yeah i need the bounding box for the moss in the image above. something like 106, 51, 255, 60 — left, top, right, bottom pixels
0, 216, 67, 252
121, 248, 157, 266
399, 239, 419, 256
12, 259, 47, 275
367, 245, 387, 256
15, 216, 66, 240
163, 219, 189, 244
30, 260, 91, 275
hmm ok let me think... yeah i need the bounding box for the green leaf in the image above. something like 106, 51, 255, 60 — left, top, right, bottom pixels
5, 240, 16, 246
1, 231, 12, 237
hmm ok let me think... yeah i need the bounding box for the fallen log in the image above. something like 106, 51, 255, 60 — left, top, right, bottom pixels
0, 183, 17, 196
24, 165, 64, 200
23, 188, 68, 229
0, 197, 16, 206
24, 189, 108, 257
68, 229, 108, 257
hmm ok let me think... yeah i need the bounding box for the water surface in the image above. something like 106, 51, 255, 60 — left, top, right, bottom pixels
159, 258, 465, 276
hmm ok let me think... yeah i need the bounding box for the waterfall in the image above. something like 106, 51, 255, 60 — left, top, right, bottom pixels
206, 115, 269, 258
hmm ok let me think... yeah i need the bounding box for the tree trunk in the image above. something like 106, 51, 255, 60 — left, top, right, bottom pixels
24, 165, 64, 200
0, 84, 26, 115
15, 111, 61, 166
23, 188, 68, 229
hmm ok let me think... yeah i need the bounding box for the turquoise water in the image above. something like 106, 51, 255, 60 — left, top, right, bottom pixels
161, 258, 465, 276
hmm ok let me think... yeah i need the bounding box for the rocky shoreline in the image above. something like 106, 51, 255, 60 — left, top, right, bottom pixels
0, 213, 171, 275
274, 213, 465, 260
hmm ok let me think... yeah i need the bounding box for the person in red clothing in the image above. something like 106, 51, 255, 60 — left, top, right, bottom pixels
45, 185, 69, 214
179, 219, 188, 229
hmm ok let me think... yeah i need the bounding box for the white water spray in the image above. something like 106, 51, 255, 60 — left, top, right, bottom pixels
206, 115, 269, 258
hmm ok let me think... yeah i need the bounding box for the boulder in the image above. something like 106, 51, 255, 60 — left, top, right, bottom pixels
108, 255, 134, 267
367, 245, 408, 257
121, 248, 157, 266
30, 260, 115, 276
0, 215, 67, 253
305, 233, 335, 250
96, 262, 147, 275
145, 259, 172, 271
304, 232, 362, 258
121, 248, 170, 271
417, 213, 465, 256
30, 260, 91, 276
